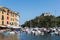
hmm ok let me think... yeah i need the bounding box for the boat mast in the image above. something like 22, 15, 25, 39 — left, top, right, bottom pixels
55, 9, 57, 27
30, 20, 32, 28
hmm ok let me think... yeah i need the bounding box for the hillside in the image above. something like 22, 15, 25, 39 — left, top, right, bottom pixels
21, 13, 60, 28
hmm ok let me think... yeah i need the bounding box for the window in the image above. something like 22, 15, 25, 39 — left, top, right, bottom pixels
7, 21, 9, 24
13, 14, 14, 17
11, 18, 14, 21
11, 14, 14, 17
2, 10, 6, 14
7, 17, 9, 20
7, 13, 9, 15
2, 15, 4, 20
12, 14, 14, 17
2, 12, 4, 14
13, 19, 14, 21
2, 21, 4, 25
15, 15, 16, 17
10, 22, 13, 25
11, 18, 13, 21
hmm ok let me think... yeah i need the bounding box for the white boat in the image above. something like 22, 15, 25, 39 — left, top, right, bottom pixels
9, 31, 15, 35
31, 30, 35, 34
55, 31, 59, 35
41, 32, 44, 35
35, 31, 39, 36
37, 30, 41, 34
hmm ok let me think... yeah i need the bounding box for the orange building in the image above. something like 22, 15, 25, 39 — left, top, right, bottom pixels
0, 6, 20, 27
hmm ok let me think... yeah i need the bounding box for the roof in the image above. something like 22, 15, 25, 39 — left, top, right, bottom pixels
0, 6, 20, 16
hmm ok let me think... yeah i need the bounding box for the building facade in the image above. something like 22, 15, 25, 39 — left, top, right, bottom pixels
44, 12, 51, 16
0, 6, 20, 27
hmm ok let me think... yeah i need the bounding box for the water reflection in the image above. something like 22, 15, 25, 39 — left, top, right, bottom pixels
1, 31, 60, 40
0, 31, 20, 40
20, 32, 60, 40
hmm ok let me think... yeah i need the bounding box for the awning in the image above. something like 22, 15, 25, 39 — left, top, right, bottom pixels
12, 27, 21, 29
0, 25, 7, 27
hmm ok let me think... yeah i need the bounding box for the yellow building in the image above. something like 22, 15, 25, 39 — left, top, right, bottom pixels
9, 11, 20, 27
0, 6, 20, 27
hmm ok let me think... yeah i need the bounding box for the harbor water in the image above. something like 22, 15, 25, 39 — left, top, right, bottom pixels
0, 31, 20, 40
20, 32, 60, 40
0, 31, 60, 40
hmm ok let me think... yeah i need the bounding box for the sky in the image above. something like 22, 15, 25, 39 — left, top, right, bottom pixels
0, 0, 60, 25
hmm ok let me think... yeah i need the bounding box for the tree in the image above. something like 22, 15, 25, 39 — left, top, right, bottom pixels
21, 13, 60, 28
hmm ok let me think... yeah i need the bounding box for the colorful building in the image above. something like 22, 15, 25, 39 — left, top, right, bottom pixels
44, 12, 51, 16
0, 6, 20, 28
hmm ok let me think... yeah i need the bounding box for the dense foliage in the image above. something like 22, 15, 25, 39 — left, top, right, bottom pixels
21, 13, 60, 28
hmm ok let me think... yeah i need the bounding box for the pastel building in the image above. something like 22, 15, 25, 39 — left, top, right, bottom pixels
9, 11, 20, 27
0, 6, 20, 27
44, 12, 51, 16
